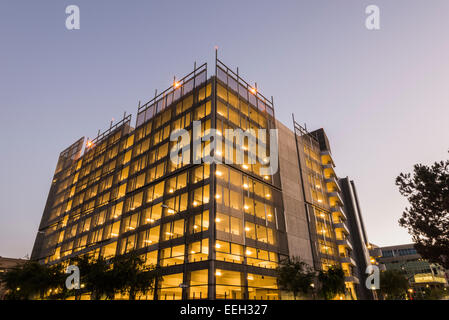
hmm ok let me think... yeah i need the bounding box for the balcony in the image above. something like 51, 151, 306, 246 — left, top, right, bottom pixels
322, 162, 334, 169
328, 191, 344, 206
333, 222, 350, 235
331, 205, 347, 221
337, 238, 353, 250
324, 175, 339, 185
344, 275, 360, 284
340, 256, 357, 266
323, 167, 337, 180
320, 150, 335, 167
325, 177, 341, 193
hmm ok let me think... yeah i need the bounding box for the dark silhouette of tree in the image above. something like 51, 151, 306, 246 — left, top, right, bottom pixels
71, 255, 115, 300
318, 266, 345, 300
420, 287, 447, 300
396, 153, 449, 269
111, 252, 160, 300
0, 261, 65, 300
379, 270, 409, 300
276, 256, 315, 300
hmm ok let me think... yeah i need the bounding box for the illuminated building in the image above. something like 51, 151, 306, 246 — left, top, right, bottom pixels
31, 56, 371, 300
378, 243, 448, 296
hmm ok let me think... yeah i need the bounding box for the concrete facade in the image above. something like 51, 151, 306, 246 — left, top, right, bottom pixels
277, 120, 314, 267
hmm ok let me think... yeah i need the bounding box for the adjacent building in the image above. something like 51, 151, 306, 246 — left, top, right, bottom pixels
0, 257, 28, 299
378, 244, 448, 295
31, 56, 373, 300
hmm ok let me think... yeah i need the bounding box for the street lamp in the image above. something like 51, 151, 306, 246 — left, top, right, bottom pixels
161, 204, 178, 214
310, 283, 316, 300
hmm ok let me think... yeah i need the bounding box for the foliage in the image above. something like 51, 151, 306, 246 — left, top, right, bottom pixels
379, 270, 409, 300
276, 256, 315, 300
317, 266, 346, 300
396, 153, 449, 268
415, 287, 447, 300
1, 253, 161, 300
0, 261, 65, 300
110, 252, 160, 300
71, 254, 115, 300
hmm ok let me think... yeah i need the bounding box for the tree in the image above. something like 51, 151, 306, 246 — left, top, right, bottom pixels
71, 255, 116, 300
0, 261, 65, 300
396, 153, 449, 269
422, 287, 446, 300
318, 266, 346, 300
276, 256, 315, 300
379, 270, 409, 300
111, 252, 160, 300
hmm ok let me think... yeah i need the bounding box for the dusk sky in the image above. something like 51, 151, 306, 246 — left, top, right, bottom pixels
1, 1, 449, 258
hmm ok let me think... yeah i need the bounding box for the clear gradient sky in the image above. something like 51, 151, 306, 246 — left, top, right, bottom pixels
1, 1, 449, 258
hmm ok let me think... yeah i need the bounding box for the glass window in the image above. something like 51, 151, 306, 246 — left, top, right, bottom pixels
247, 274, 279, 300
159, 273, 183, 300
137, 226, 160, 248
160, 245, 185, 267
189, 269, 208, 299
188, 239, 209, 262
245, 222, 256, 240
216, 269, 243, 299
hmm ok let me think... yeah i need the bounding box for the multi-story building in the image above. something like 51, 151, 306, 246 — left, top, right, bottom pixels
338, 177, 382, 300
31, 56, 371, 300
277, 123, 363, 299
378, 244, 448, 295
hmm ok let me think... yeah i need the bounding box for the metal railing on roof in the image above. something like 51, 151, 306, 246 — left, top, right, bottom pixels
135, 62, 208, 128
